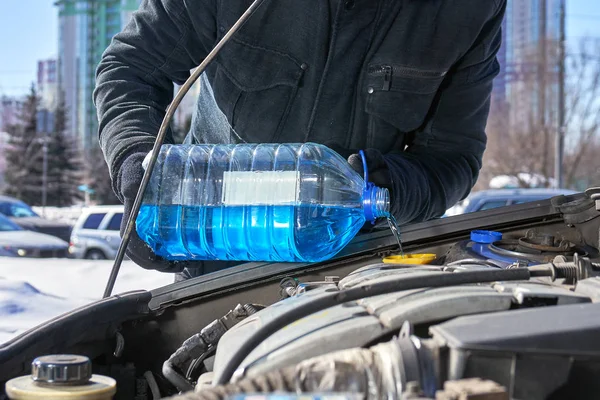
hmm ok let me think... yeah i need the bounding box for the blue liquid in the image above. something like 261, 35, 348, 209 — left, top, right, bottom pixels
136, 204, 365, 262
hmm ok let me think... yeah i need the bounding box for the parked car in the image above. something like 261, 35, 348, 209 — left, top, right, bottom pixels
0, 195, 73, 242
69, 205, 124, 260
444, 188, 577, 217
0, 213, 69, 258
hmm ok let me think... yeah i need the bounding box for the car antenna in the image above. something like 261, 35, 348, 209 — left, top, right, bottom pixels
103, 0, 271, 298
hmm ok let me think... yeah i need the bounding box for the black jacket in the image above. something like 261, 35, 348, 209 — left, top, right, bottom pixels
95, 0, 504, 227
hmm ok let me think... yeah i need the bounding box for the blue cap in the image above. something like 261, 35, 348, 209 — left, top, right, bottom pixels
470, 230, 502, 244
360, 149, 375, 224
363, 183, 376, 223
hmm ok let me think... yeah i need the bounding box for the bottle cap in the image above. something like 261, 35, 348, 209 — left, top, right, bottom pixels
32, 355, 92, 385
363, 183, 377, 222
382, 253, 437, 265
470, 230, 502, 244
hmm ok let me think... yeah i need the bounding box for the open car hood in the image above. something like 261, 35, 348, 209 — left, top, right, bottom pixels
1, 189, 600, 399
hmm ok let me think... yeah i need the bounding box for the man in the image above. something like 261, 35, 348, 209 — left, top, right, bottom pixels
94, 0, 506, 278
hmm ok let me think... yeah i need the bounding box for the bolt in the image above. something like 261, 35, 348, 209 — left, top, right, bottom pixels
529, 254, 600, 284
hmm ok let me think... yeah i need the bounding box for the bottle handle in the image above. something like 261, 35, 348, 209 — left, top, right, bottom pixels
359, 149, 369, 185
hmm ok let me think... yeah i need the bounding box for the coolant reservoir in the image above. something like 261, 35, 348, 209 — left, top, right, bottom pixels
5, 355, 116, 400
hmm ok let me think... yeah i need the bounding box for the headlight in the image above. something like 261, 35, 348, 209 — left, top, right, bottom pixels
2, 247, 28, 257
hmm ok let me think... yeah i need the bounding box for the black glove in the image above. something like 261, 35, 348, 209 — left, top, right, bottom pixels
117, 151, 239, 275
117, 151, 180, 272
347, 148, 397, 232
347, 148, 393, 190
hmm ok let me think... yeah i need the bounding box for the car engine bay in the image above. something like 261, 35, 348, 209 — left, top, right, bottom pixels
2, 190, 600, 399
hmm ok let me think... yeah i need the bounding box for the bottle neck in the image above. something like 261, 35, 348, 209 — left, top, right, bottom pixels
363, 185, 391, 222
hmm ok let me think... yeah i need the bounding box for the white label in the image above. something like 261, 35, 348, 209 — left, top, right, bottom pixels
222, 171, 299, 205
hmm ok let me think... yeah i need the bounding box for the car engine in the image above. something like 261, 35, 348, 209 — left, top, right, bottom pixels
149, 224, 600, 400
2, 191, 600, 400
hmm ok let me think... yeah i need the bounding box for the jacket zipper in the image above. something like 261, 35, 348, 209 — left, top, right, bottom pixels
368, 64, 447, 91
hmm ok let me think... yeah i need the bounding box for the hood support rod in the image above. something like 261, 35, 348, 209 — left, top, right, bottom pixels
103, 0, 271, 298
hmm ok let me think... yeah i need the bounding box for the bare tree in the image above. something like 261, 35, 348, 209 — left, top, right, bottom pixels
562, 39, 600, 188
479, 38, 600, 190
86, 146, 120, 205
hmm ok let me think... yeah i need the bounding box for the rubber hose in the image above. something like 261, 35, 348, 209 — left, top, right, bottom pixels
144, 371, 162, 400
163, 360, 195, 393
164, 367, 297, 400
215, 267, 531, 384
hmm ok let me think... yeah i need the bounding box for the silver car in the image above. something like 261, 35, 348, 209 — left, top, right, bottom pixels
0, 214, 69, 258
69, 206, 124, 260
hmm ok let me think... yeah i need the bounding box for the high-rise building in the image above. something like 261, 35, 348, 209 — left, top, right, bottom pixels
37, 59, 58, 112
0, 96, 23, 132
56, 0, 142, 149
493, 0, 564, 132
37, 59, 59, 134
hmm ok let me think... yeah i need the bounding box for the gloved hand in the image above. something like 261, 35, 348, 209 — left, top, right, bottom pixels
117, 151, 239, 275
347, 148, 393, 190
118, 151, 181, 272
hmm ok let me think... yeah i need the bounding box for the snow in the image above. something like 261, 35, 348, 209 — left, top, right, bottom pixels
31, 205, 85, 226
489, 173, 557, 189
0, 257, 175, 344
0, 279, 88, 343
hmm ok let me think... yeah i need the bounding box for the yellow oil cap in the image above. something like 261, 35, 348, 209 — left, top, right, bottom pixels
382, 253, 437, 265
5, 375, 116, 400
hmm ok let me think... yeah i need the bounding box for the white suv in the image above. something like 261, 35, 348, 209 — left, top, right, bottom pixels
69, 206, 124, 259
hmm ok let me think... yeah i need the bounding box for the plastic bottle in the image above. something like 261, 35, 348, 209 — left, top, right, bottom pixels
136, 143, 390, 263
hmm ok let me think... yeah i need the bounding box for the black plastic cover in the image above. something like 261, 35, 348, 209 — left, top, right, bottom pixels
430, 302, 600, 399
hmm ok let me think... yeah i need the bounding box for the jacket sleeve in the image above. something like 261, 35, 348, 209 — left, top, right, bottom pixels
93, 0, 217, 198
385, 0, 506, 224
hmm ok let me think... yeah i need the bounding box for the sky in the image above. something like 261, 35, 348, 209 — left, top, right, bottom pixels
0, 1, 58, 97
0, 0, 600, 98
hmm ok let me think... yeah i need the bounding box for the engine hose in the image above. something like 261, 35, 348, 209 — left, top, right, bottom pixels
144, 371, 162, 400
166, 368, 297, 400
166, 337, 420, 400
215, 268, 532, 385
163, 360, 195, 393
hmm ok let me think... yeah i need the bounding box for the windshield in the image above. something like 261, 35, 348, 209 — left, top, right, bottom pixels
0, 202, 39, 218
0, 214, 22, 232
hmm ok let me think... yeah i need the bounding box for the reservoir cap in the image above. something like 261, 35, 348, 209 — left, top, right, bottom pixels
382, 253, 437, 265
32, 355, 92, 385
470, 230, 502, 244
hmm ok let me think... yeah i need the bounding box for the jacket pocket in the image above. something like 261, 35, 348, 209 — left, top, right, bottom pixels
211, 38, 306, 142
364, 64, 446, 148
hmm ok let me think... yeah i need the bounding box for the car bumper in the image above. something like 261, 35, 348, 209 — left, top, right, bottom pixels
68, 243, 86, 259
1, 247, 69, 258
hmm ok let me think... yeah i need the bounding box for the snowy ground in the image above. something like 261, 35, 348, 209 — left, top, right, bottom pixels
31, 205, 85, 226
0, 257, 175, 344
